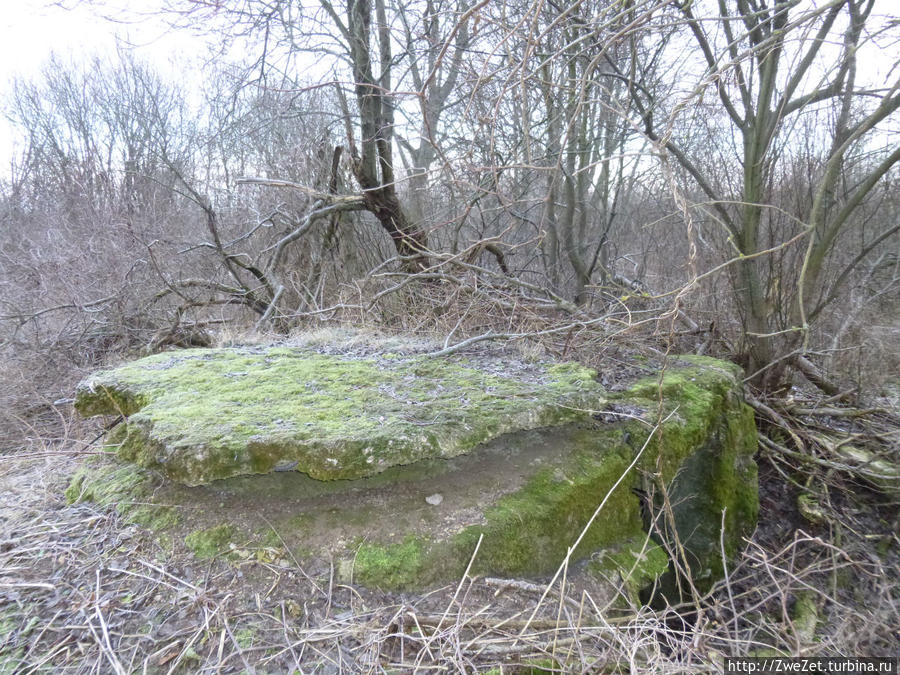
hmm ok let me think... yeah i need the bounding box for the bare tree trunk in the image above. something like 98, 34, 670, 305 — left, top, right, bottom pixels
345, 0, 429, 272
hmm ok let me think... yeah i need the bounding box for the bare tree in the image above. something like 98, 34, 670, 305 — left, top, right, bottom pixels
625, 0, 900, 390
6, 0, 898, 392
533, 0, 662, 304
394, 0, 472, 230
1, 52, 197, 347
167, 0, 439, 271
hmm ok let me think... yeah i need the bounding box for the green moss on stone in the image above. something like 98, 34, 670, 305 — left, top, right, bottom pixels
613, 357, 758, 593
75, 348, 606, 485
791, 591, 819, 644
340, 428, 649, 590
185, 524, 235, 559
353, 537, 426, 589
469, 430, 641, 577
589, 537, 670, 601
65, 459, 180, 531
68, 350, 757, 593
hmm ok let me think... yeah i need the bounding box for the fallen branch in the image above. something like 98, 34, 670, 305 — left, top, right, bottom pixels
404, 613, 631, 631
760, 432, 900, 496
611, 274, 699, 331
746, 395, 806, 452
779, 405, 888, 418
423, 315, 609, 357
792, 355, 855, 403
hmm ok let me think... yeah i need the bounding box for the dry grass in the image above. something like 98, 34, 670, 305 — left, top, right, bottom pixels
1, 433, 897, 673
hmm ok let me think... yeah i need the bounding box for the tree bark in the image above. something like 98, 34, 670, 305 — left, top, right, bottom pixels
345, 0, 429, 272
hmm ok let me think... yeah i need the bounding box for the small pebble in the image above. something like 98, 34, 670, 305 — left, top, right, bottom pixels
425, 493, 443, 506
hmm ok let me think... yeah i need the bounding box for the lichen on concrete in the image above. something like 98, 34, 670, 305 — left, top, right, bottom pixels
68, 347, 758, 595
75, 347, 605, 485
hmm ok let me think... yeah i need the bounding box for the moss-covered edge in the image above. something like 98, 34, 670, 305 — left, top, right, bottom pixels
74, 348, 606, 485
66, 355, 758, 594
587, 537, 671, 603
65, 460, 245, 559
624, 356, 758, 580
65, 459, 179, 532
346, 357, 757, 590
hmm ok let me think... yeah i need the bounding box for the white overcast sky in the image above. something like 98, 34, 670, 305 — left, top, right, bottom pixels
0, 0, 217, 168
1, 1, 897, 175
0, 1, 217, 77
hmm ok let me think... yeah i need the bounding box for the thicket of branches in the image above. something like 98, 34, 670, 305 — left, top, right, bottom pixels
1, 0, 898, 435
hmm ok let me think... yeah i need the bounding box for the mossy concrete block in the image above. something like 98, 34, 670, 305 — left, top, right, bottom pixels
69, 351, 757, 594
75, 347, 605, 486
620, 356, 759, 592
